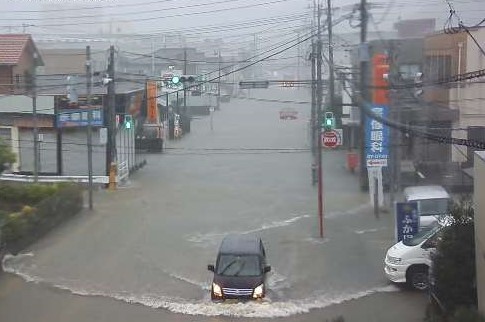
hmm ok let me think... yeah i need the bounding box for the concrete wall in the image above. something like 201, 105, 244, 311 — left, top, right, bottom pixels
474, 151, 485, 316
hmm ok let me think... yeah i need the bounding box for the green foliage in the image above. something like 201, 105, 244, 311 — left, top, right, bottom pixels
0, 183, 83, 252
1, 209, 35, 244
431, 199, 477, 314
0, 138, 15, 173
0, 183, 59, 207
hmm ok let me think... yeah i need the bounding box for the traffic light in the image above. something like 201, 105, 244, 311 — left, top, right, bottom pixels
171, 76, 180, 85
171, 75, 196, 85
324, 111, 335, 130
124, 115, 133, 129
179, 75, 195, 83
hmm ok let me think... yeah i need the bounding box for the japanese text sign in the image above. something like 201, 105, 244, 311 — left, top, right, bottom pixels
396, 202, 419, 242
365, 105, 389, 167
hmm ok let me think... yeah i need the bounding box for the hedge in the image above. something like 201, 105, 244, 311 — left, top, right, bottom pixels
1, 183, 83, 254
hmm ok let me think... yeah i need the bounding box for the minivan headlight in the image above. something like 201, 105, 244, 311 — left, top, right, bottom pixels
253, 284, 264, 298
212, 283, 222, 297
387, 255, 402, 265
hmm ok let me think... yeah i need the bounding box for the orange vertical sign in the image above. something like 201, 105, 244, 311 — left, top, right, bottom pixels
372, 54, 389, 105
147, 81, 158, 123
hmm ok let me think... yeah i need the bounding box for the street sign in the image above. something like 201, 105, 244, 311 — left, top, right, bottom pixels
396, 202, 419, 243
322, 130, 338, 148
239, 81, 269, 89
365, 105, 389, 168
57, 108, 103, 128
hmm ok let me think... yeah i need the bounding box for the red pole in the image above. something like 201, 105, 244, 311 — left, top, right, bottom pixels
318, 146, 324, 238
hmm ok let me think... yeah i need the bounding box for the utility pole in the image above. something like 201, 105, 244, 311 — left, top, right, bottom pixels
107, 45, 116, 178
151, 38, 155, 76
359, 0, 369, 190
297, 32, 301, 83
32, 53, 39, 182
86, 45, 94, 210
311, 41, 317, 159
217, 50, 221, 111
327, 0, 335, 113
183, 48, 187, 113
316, 1, 324, 238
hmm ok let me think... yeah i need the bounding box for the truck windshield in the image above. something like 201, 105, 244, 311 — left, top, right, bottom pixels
403, 224, 441, 247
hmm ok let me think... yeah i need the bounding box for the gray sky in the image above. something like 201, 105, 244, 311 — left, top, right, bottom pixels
1, 0, 483, 33
0, 0, 483, 53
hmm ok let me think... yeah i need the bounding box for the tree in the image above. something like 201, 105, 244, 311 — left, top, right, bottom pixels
0, 138, 15, 173
431, 199, 477, 313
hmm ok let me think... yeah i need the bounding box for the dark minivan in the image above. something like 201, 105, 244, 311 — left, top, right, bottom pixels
208, 234, 271, 301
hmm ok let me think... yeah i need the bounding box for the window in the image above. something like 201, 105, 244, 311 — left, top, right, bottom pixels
217, 255, 262, 277
399, 64, 420, 80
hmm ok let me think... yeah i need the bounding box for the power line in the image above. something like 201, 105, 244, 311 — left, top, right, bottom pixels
12, 0, 295, 28
1, 0, 251, 21
2, 0, 178, 13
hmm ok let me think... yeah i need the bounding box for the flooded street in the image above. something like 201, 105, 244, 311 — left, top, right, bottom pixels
1, 88, 425, 321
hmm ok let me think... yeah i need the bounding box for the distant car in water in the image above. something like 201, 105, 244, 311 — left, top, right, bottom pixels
279, 108, 298, 120
208, 234, 271, 301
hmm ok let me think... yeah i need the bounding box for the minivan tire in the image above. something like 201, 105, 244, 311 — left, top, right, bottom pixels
407, 266, 429, 291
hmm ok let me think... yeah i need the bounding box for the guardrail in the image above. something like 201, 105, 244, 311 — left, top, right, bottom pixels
117, 161, 129, 183
0, 174, 109, 184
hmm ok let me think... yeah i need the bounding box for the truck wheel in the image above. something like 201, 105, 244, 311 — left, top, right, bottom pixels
407, 266, 429, 291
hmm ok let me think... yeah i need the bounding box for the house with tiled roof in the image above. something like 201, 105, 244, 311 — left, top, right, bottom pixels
0, 34, 44, 95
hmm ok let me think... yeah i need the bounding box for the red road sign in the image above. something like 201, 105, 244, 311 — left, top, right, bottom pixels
322, 130, 338, 148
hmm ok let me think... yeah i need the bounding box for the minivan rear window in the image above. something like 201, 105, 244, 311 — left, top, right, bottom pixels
217, 255, 261, 277
417, 198, 449, 216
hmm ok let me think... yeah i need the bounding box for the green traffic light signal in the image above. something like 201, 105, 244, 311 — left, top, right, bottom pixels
124, 115, 133, 129
324, 112, 335, 130
171, 76, 180, 84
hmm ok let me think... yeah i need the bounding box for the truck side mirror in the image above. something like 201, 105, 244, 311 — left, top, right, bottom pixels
208, 264, 215, 272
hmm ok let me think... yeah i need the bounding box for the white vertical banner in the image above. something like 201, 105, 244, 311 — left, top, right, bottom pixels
368, 166, 384, 207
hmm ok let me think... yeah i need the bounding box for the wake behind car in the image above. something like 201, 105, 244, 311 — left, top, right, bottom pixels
208, 234, 271, 301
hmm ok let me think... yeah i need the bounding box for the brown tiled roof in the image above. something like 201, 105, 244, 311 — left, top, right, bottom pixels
0, 34, 31, 65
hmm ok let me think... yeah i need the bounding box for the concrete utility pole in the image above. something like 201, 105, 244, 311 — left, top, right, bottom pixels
107, 45, 116, 177
311, 0, 317, 160
183, 48, 187, 112
316, 1, 325, 238
311, 40, 317, 160
32, 53, 39, 182
359, 0, 369, 190
86, 45, 94, 210
217, 50, 221, 111
327, 0, 335, 114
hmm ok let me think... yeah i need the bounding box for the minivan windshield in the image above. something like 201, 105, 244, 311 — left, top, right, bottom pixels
217, 255, 261, 277
403, 224, 441, 247
418, 198, 449, 216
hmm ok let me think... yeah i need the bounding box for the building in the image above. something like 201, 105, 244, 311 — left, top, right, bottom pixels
0, 74, 147, 178
474, 151, 485, 316
421, 27, 485, 190
0, 34, 44, 95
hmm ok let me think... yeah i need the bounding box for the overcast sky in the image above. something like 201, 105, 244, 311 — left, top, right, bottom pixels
0, 0, 483, 50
